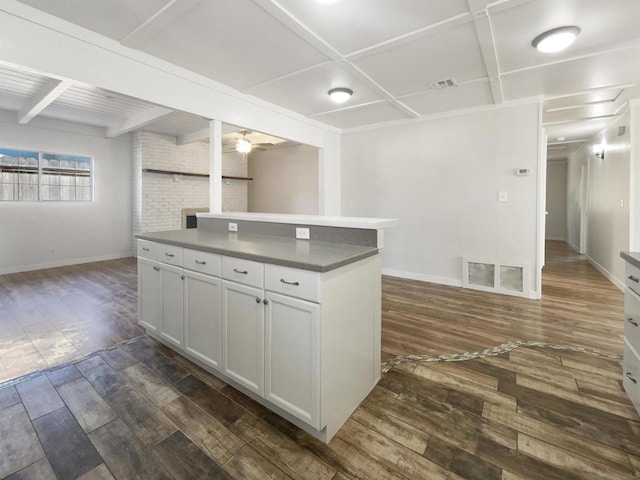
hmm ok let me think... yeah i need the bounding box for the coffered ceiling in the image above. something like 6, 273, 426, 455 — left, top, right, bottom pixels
2, 0, 639, 150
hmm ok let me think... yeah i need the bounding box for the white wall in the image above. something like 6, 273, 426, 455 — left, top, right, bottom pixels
0, 110, 132, 274
566, 147, 585, 252
585, 112, 631, 288
545, 161, 567, 240
341, 103, 541, 295
248, 144, 319, 214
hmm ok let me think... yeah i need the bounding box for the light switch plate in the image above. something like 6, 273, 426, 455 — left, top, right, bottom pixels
228, 222, 238, 232
296, 227, 310, 240
498, 191, 508, 202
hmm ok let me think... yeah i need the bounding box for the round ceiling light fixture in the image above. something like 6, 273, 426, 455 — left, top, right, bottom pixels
328, 87, 353, 104
532, 26, 581, 53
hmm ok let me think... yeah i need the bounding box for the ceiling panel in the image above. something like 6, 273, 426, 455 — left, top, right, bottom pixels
53, 85, 156, 118
312, 101, 409, 129
352, 21, 487, 97
502, 46, 640, 100
145, 111, 210, 137
38, 104, 122, 129
491, 0, 640, 73
134, 0, 329, 91
274, 0, 470, 55
543, 103, 620, 125
399, 81, 493, 116
17, 0, 171, 41
0, 65, 48, 97
544, 88, 623, 110
245, 62, 383, 115
544, 117, 611, 143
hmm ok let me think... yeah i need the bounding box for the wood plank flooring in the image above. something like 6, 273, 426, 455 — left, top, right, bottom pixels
0, 240, 635, 479
0, 258, 142, 382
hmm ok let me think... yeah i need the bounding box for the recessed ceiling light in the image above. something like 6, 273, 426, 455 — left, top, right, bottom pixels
532, 26, 580, 53
328, 87, 353, 104
315, 0, 341, 4
557, 136, 566, 141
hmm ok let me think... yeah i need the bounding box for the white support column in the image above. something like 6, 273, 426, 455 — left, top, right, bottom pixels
318, 130, 341, 215
630, 99, 640, 250
210, 119, 223, 213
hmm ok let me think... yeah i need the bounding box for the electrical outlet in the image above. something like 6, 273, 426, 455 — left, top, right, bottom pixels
296, 227, 310, 240
498, 191, 508, 202
228, 222, 238, 232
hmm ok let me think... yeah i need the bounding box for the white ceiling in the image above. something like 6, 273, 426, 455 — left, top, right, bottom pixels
3, 0, 640, 154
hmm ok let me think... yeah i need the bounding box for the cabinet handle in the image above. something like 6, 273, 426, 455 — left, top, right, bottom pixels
263, 298, 269, 305
153, 266, 160, 271
142, 247, 150, 251
628, 318, 639, 327
628, 275, 639, 283
195, 260, 206, 265
280, 278, 300, 286
180, 275, 185, 280
234, 269, 248, 275
165, 253, 175, 258
255, 297, 261, 303
627, 372, 637, 384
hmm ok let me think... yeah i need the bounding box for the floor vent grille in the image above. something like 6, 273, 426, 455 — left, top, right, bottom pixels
462, 257, 530, 298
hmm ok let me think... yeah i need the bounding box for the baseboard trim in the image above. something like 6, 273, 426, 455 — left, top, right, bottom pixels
566, 240, 580, 253
586, 256, 625, 292
0, 252, 134, 275
381, 268, 462, 287
545, 236, 567, 241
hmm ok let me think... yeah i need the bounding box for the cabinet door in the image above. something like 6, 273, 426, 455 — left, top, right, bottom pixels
160, 263, 184, 348
138, 257, 160, 333
222, 280, 264, 396
184, 270, 222, 370
265, 292, 321, 429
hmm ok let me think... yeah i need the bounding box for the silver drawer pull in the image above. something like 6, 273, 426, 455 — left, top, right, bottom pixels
280, 278, 300, 286
142, 247, 150, 251
165, 253, 175, 258
255, 297, 261, 303
153, 266, 160, 272
628, 275, 639, 283
626, 372, 637, 384
263, 298, 269, 305
234, 269, 248, 275
628, 318, 639, 327
195, 260, 206, 265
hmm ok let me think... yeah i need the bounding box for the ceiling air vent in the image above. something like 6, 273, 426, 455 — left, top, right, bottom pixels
428, 78, 458, 90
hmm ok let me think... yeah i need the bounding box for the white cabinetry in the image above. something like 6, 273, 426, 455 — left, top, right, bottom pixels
221, 280, 265, 395
265, 291, 320, 428
137, 238, 381, 443
623, 261, 640, 413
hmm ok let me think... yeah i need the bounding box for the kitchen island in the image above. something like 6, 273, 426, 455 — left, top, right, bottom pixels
136, 212, 396, 443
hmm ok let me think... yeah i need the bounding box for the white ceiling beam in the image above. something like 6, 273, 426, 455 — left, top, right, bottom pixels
467, 1, 503, 104
106, 106, 173, 137
17, 78, 72, 124
177, 127, 209, 145
120, 0, 203, 48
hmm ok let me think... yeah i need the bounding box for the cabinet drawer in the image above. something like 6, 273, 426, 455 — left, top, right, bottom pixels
626, 263, 640, 296
265, 264, 320, 303
625, 289, 640, 350
622, 339, 640, 414
222, 256, 264, 288
184, 249, 221, 277
158, 243, 183, 267
137, 240, 158, 261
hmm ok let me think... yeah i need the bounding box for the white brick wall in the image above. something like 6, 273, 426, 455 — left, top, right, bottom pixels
132, 132, 248, 238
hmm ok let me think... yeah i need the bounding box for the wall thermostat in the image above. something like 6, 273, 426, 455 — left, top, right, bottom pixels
515, 168, 531, 176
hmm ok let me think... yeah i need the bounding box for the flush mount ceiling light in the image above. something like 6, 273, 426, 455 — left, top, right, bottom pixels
236, 137, 252, 154
328, 87, 353, 104
532, 26, 580, 53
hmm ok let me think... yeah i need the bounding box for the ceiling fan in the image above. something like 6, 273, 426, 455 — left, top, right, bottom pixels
222, 130, 273, 154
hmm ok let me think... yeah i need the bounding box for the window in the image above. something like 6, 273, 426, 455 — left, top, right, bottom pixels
0, 148, 92, 201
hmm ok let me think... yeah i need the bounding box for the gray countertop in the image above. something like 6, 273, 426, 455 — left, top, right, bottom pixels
621, 251, 640, 269
136, 229, 379, 272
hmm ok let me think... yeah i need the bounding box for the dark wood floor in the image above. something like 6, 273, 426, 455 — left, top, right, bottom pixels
0, 258, 141, 382
0, 240, 636, 480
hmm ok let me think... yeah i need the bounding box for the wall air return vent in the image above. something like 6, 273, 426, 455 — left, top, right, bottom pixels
463, 257, 531, 298
428, 78, 458, 90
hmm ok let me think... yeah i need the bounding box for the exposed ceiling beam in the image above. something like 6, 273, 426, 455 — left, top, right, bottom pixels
120, 0, 203, 48
17, 78, 72, 124
177, 127, 209, 145
467, 1, 503, 104
106, 106, 173, 137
